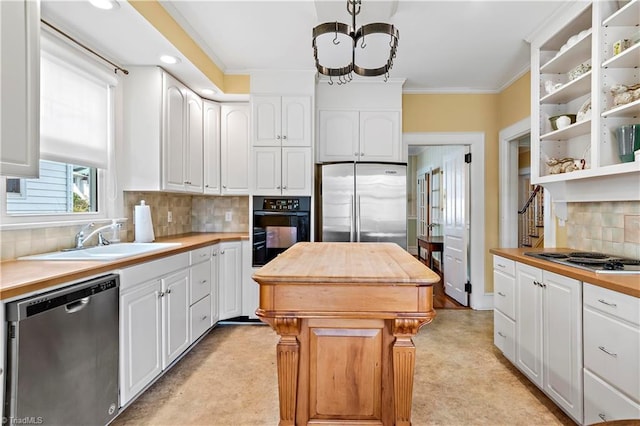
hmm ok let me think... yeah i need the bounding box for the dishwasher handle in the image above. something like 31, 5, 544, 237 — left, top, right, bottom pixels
65, 297, 91, 314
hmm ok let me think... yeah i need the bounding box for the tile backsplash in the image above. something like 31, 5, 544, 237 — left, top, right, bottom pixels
566, 201, 640, 258
0, 192, 250, 261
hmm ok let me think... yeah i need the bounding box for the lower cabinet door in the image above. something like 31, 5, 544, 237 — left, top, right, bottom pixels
163, 269, 190, 369
494, 309, 516, 363
584, 369, 640, 424
120, 279, 163, 406
190, 295, 213, 343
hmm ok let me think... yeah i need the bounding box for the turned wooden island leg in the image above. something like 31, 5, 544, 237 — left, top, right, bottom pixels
273, 317, 301, 426
392, 319, 423, 426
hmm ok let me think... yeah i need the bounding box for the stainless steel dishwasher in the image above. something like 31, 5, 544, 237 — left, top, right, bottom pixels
5, 274, 119, 426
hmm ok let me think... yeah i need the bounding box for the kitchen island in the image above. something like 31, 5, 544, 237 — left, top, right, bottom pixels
253, 242, 439, 426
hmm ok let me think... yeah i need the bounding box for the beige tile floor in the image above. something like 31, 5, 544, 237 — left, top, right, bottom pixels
113, 310, 574, 426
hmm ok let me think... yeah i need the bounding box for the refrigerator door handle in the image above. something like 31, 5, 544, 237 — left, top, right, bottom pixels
356, 195, 361, 242
349, 195, 354, 242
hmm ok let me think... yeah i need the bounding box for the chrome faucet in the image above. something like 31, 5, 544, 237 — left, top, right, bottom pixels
74, 222, 121, 249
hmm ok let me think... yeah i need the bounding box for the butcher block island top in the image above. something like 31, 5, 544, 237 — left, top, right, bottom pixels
253, 242, 439, 426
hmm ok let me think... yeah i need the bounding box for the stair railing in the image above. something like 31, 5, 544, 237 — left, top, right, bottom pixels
518, 185, 544, 247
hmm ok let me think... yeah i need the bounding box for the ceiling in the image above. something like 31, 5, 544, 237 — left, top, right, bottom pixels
41, 0, 570, 95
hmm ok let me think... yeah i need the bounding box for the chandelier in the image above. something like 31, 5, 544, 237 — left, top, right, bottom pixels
312, 0, 399, 84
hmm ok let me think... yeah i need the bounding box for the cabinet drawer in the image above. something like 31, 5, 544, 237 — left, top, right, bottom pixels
584, 307, 640, 401
190, 246, 212, 265
190, 261, 211, 304
190, 295, 212, 343
494, 309, 516, 363
494, 269, 515, 319
584, 369, 640, 424
493, 256, 515, 276
584, 283, 640, 326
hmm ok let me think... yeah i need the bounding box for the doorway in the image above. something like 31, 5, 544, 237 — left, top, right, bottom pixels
404, 132, 489, 310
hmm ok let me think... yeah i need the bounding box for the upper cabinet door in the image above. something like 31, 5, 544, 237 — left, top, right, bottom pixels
162, 74, 187, 192
0, 0, 40, 178
318, 110, 359, 162
252, 96, 281, 147
203, 100, 221, 194
359, 111, 400, 162
185, 89, 203, 193
221, 103, 250, 195
282, 96, 311, 147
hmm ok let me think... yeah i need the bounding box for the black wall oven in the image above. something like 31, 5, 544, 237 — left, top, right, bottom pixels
252, 196, 310, 267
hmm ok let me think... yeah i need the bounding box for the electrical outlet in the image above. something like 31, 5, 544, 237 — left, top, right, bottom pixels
225, 211, 232, 222
168, 211, 173, 223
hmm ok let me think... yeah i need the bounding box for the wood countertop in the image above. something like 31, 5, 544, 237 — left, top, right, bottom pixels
490, 247, 640, 298
253, 242, 440, 286
0, 232, 248, 301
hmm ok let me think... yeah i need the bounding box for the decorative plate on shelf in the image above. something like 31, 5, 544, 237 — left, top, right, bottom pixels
577, 97, 591, 122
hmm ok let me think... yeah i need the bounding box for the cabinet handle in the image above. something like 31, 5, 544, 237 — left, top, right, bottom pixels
200, 253, 208, 258
277, 135, 281, 140
282, 185, 287, 190
598, 414, 607, 421
276, 186, 281, 189
354, 152, 359, 156
497, 263, 506, 268
597, 299, 617, 308
533, 281, 539, 287
212, 252, 217, 256
497, 331, 506, 338
205, 184, 209, 188
282, 135, 287, 140
0, 367, 3, 375
200, 279, 207, 284
184, 181, 192, 185
360, 152, 364, 156
598, 346, 617, 358
220, 250, 225, 254
201, 315, 208, 321
223, 185, 227, 189
498, 291, 506, 297
159, 291, 165, 298
167, 289, 172, 294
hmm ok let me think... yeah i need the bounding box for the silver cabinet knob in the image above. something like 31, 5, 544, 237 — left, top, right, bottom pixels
200, 279, 207, 284
212, 252, 217, 256
166, 289, 172, 294
282, 185, 287, 189
354, 152, 359, 156
205, 184, 209, 188
220, 250, 225, 254
159, 291, 165, 298
222, 185, 227, 189
282, 135, 287, 139
360, 152, 364, 156
276, 135, 281, 140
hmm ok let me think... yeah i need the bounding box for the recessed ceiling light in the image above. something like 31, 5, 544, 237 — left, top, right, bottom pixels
160, 55, 181, 65
88, 0, 119, 10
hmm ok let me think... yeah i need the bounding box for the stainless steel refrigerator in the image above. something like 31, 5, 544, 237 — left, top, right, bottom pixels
316, 162, 407, 249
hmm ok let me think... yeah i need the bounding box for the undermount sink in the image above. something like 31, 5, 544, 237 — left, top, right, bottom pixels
19, 243, 182, 261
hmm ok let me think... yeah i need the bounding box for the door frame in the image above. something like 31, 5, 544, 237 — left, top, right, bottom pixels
498, 117, 554, 248
404, 132, 489, 310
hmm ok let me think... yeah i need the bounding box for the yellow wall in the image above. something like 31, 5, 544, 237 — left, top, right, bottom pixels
129, 1, 249, 94
403, 73, 531, 293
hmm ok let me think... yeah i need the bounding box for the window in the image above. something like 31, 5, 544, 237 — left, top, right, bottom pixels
2, 28, 118, 224
6, 160, 97, 214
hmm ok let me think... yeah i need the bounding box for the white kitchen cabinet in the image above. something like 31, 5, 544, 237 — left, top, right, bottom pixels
317, 110, 400, 163
161, 269, 190, 368
530, 1, 640, 200
162, 73, 203, 193
493, 256, 516, 363
252, 146, 312, 195
189, 245, 214, 343
583, 282, 640, 423
120, 278, 163, 405
203, 100, 221, 194
241, 240, 259, 319
219, 241, 242, 320
0, 0, 40, 178
220, 103, 250, 195
515, 263, 583, 422
252, 96, 311, 147
121, 67, 204, 193
119, 252, 189, 405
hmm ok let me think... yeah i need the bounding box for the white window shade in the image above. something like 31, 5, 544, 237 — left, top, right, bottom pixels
39, 32, 115, 169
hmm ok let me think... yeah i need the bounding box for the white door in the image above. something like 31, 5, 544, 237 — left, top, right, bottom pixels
516, 263, 544, 389
162, 269, 190, 369
185, 89, 203, 193
282, 96, 311, 147
210, 245, 220, 323
163, 75, 186, 192
219, 241, 242, 320
203, 100, 221, 194
282, 147, 311, 195
220, 104, 250, 195
120, 279, 163, 405
442, 147, 469, 305
252, 146, 281, 195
